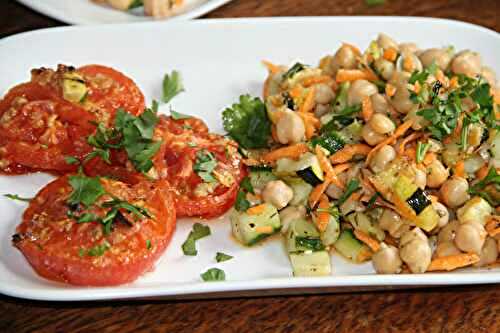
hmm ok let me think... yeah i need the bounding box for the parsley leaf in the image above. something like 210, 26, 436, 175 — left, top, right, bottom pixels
85, 242, 111, 257
234, 190, 251, 212
222, 94, 271, 149
337, 179, 360, 206
182, 223, 211, 256
215, 252, 233, 263
469, 167, 500, 205
240, 177, 254, 194
64, 156, 80, 165
67, 175, 106, 207
162, 70, 184, 104
200, 268, 226, 282
146, 240, 152, 250
4, 194, 33, 202
171, 110, 192, 120
283, 62, 306, 79
194, 150, 218, 183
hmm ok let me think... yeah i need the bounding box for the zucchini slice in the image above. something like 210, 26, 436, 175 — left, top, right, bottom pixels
230, 204, 281, 246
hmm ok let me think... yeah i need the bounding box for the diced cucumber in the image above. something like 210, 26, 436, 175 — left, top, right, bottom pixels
286, 218, 323, 253
230, 204, 281, 246
275, 152, 324, 183
284, 177, 313, 206
289, 251, 331, 277
249, 170, 277, 192
62, 72, 88, 103
334, 229, 372, 263
338, 120, 363, 144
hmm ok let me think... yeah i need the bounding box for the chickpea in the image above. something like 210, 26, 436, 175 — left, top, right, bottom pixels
389, 71, 411, 86
418, 48, 452, 71
379, 209, 408, 238
262, 180, 294, 210
369, 145, 396, 173
333, 44, 358, 70
362, 123, 386, 146
279, 205, 306, 234
433, 202, 449, 229
440, 177, 469, 208
414, 168, 427, 190
399, 228, 432, 273
435, 241, 461, 258
314, 83, 335, 104
451, 50, 482, 77
426, 159, 449, 188
108, 0, 135, 10
371, 94, 390, 114
399, 42, 419, 54
369, 113, 395, 135
480, 66, 497, 87
390, 82, 416, 114
372, 244, 403, 274
347, 80, 378, 106
314, 104, 330, 118
438, 220, 459, 243
276, 109, 305, 144
377, 33, 399, 51
473, 237, 498, 267
326, 183, 343, 200
454, 220, 487, 254
374, 58, 395, 81
399, 52, 423, 73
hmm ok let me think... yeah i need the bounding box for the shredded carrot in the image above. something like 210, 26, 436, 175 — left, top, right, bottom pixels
485, 216, 500, 237
398, 132, 422, 155
255, 226, 274, 234
436, 69, 446, 86
336, 69, 376, 83
476, 164, 490, 180
454, 160, 465, 178
350, 191, 363, 202
449, 76, 459, 89
361, 95, 374, 122
302, 75, 333, 87
354, 230, 380, 252
383, 47, 398, 62
289, 86, 303, 99
404, 147, 416, 161
422, 152, 437, 166
427, 253, 480, 272
330, 144, 371, 164
309, 178, 332, 208
403, 56, 415, 72
262, 60, 283, 74
366, 119, 414, 165
315, 145, 344, 188
392, 195, 417, 221
299, 87, 316, 113
246, 204, 267, 215
332, 162, 352, 174
494, 89, 500, 105
413, 81, 422, 94
315, 194, 331, 232
453, 114, 464, 138
262, 143, 309, 163
385, 83, 396, 97
298, 113, 318, 139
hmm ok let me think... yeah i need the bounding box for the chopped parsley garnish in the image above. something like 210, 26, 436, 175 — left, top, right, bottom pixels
4, 194, 33, 202
239, 176, 254, 194
200, 268, 226, 282
67, 175, 106, 207
321, 105, 361, 132
193, 150, 218, 183
311, 131, 345, 154
469, 167, 500, 205
296, 237, 325, 251
170, 110, 192, 120
416, 142, 430, 164
222, 94, 271, 149
79, 242, 111, 257
283, 62, 307, 80
182, 223, 211, 256
162, 70, 184, 104
146, 240, 152, 250
234, 190, 251, 212
337, 179, 360, 206
215, 252, 233, 263
64, 156, 81, 165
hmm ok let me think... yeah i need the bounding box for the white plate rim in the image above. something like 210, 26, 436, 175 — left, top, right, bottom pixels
0, 16, 499, 301
15, 0, 234, 25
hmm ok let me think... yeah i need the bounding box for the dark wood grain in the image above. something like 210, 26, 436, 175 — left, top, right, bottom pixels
1, 1, 499, 332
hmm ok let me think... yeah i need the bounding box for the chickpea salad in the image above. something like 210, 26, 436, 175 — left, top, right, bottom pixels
221, 33, 500, 276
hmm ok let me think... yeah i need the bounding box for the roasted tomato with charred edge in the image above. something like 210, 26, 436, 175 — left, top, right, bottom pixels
13, 176, 176, 286
159, 115, 247, 219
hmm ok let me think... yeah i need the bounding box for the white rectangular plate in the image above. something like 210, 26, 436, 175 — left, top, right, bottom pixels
0, 17, 499, 301
16, 0, 233, 25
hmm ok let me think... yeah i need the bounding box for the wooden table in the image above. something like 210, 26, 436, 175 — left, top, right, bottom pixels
1, 1, 499, 332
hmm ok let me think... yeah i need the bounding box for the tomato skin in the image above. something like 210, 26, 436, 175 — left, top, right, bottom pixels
78, 65, 145, 118
0, 83, 95, 174
14, 176, 175, 286
159, 116, 247, 219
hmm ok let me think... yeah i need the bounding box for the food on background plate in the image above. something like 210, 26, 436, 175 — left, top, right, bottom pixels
223, 33, 500, 276
92, 0, 186, 18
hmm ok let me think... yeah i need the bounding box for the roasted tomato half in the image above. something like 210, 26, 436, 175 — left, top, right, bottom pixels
13, 176, 175, 286
159, 115, 246, 219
